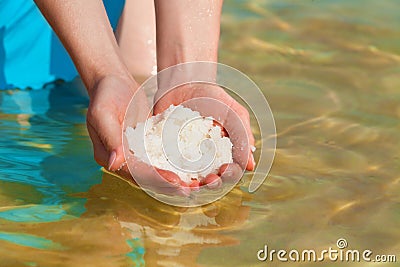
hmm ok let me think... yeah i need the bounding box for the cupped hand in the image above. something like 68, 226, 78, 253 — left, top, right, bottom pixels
153, 84, 256, 188
86, 75, 137, 170
86, 75, 193, 196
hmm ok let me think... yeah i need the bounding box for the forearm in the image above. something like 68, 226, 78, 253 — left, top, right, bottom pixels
34, 0, 132, 93
154, 0, 223, 70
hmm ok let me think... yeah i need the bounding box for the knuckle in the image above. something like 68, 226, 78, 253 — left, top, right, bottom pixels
87, 104, 101, 119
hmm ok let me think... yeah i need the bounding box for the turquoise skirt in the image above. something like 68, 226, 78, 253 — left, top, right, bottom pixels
0, 0, 125, 90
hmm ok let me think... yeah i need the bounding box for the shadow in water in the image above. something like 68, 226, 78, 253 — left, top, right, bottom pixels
0, 79, 100, 224
77, 171, 253, 266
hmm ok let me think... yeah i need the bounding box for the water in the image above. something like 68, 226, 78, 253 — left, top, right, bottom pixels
1, 1, 399, 266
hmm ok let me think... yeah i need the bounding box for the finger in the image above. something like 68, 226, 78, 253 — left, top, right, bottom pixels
218, 163, 242, 183
216, 107, 254, 171
160, 176, 191, 197
87, 108, 125, 171
87, 122, 108, 167
234, 102, 255, 147
237, 107, 255, 171
129, 160, 190, 196
246, 154, 255, 171
156, 168, 182, 186
189, 179, 200, 191
115, 163, 136, 184
201, 173, 222, 189
235, 107, 255, 169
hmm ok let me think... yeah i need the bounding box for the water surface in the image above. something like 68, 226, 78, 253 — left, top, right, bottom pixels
1, 1, 399, 266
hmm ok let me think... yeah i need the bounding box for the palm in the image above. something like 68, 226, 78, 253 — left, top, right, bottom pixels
153, 84, 255, 171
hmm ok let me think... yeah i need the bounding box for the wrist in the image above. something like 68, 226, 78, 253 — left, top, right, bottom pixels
156, 43, 219, 71
155, 0, 222, 71
88, 69, 138, 99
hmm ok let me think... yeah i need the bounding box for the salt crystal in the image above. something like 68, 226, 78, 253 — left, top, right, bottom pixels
125, 105, 233, 183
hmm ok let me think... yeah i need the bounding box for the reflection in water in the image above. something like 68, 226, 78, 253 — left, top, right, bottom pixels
0, 80, 98, 224
0, 0, 400, 266
0, 171, 252, 266
82, 172, 252, 266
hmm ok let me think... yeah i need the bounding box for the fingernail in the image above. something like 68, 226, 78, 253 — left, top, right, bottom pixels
157, 169, 181, 185
252, 155, 256, 167
201, 174, 218, 186
108, 150, 117, 171
246, 154, 255, 171
201, 173, 222, 189
218, 164, 228, 176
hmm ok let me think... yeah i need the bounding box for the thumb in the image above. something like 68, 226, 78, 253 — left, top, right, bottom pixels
88, 108, 125, 171
107, 146, 125, 172
103, 113, 125, 171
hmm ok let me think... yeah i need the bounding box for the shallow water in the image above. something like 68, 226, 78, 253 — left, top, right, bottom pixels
1, 1, 399, 266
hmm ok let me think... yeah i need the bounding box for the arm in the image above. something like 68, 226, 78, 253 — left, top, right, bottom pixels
153, 0, 255, 178
154, 0, 223, 70
34, 0, 188, 196
35, 0, 137, 170
34, 0, 132, 91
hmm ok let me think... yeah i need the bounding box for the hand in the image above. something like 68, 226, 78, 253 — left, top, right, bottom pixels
87, 75, 193, 196
86, 75, 137, 170
153, 84, 256, 188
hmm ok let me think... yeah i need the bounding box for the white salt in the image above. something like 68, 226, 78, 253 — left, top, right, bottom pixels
125, 105, 233, 183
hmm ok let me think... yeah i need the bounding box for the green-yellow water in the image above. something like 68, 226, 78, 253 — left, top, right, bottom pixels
0, 1, 399, 266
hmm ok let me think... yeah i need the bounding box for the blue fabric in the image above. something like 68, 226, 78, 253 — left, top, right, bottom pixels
0, 26, 6, 87
0, 0, 125, 90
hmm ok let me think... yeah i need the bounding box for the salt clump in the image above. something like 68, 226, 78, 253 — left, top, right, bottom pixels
125, 105, 233, 183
